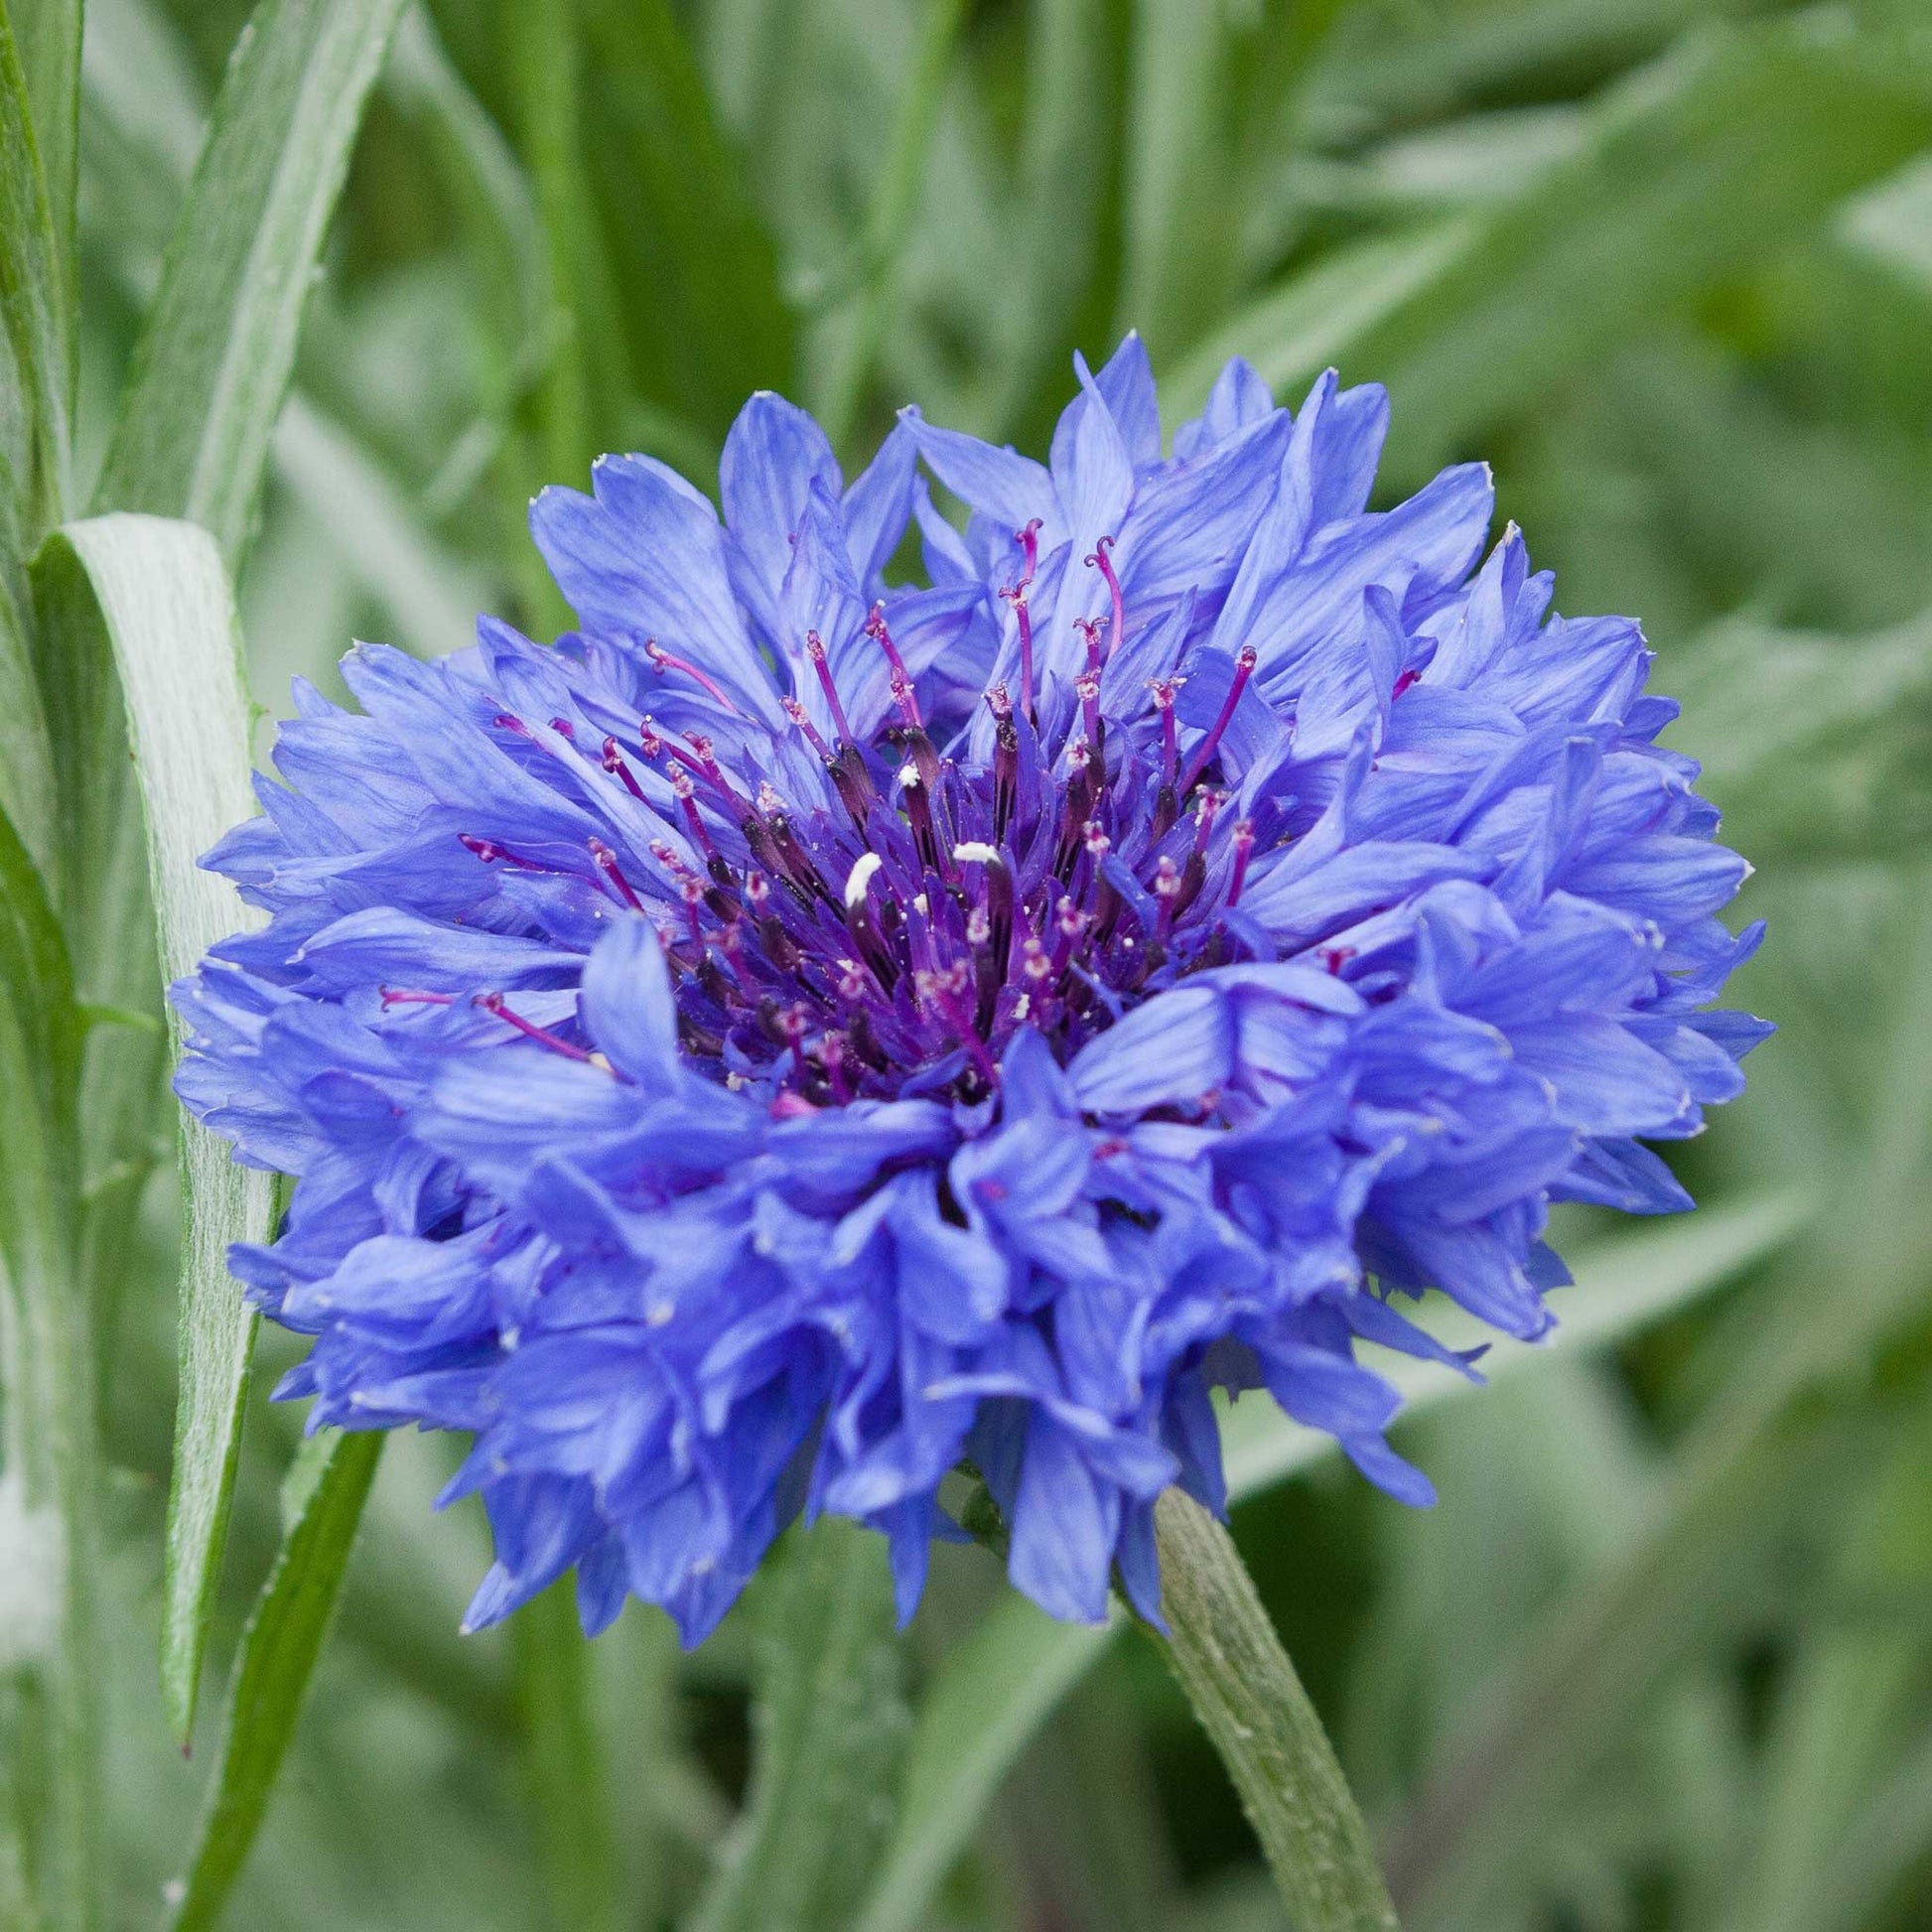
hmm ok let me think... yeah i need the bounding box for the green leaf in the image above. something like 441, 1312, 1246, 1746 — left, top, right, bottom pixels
0, 0, 71, 543
852, 1191, 1808, 1932
33, 513, 275, 1747
7, 0, 77, 347
1669, 606, 1932, 861
1169, 20, 1932, 481
854, 1598, 1116, 1932
382, 2, 549, 482
1115, 0, 1234, 363
1150, 1487, 1400, 1931
0, 796, 92, 1932
577, 0, 793, 439
510, 1580, 622, 1932
695, 1516, 910, 1932
271, 393, 488, 660
813, 0, 967, 449
93, 0, 410, 566
165, 1429, 384, 1932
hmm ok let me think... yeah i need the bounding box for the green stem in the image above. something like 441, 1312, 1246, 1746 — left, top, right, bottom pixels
1150, 1488, 1401, 1932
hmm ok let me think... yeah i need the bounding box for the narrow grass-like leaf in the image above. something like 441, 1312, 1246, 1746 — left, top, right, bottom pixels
578, 0, 793, 439
695, 1516, 909, 1932
853, 1191, 1806, 1932
0, 0, 70, 543
1169, 21, 1932, 479
1115, 0, 1232, 362
816, 0, 967, 449
165, 1429, 384, 1932
1152, 1487, 1400, 1931
35, 513, 274, 1745
271, 394, 486, 659
93, 0, 409, 566
7, 0, 77, 348
854, 1598, 1116, 1932
0, 799, 92, 1932
510, 1579, 622, 1932
1668, 607, 1932, 861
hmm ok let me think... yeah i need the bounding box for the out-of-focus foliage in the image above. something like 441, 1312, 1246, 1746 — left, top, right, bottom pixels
5, 0, 1932, 1926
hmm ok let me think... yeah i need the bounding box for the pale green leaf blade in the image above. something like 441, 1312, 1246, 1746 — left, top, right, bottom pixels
510, 1581, 622, 1932
0, 796, 92, 1932
270, 394, 487, 660
696, 1517, 909, 1932
165, 1430, 384, 1932
1221, 1186, 1814, 1501
853, 1190, 1808, 1932
92, 0, 409, 565
7, 0, 77, 347
1169, 20, 1932, 479
855, 1599, 1115, 1932
0, 0, 70, 541
1116, 0, 1232, 361
36, 511, 274, 1745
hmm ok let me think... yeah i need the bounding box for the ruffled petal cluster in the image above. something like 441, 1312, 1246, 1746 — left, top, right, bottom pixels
176, 337, 1767, 1641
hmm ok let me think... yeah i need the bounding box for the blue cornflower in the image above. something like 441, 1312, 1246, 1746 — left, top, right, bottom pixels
175, 336, 1768, 1643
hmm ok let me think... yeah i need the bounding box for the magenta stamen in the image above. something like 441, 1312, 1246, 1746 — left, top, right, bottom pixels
1086, 535, 1124, 663
644, 638, 738, 712
1153, 855, 1182, 939
866, 604, 922, 729
1149, 678, 1183, 792
1193, 787, 1224, 856
602, 736, 646, 800
821, 1032, 856, 1103
1074, 666, 1102, 750
804, 630, 857, 748
1015, 518, 1041, 594
1226, 819, 1255, 909
379, 987, 454, 1009
549, 717, 576, 740
998, 520, 1042, 727
1178, 645, 1259, 796
780, 695, 835, 763
668, 767, 719, 861
493, 711, 531, 737
589, 839, 645, 910
1393, 666, 1421, 700
478, 991, 595, 1063
460, 834, 503, 864
1073, 617, 1104, 677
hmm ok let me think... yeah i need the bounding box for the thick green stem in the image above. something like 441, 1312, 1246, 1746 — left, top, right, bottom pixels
1151, 1487, 1401, 1932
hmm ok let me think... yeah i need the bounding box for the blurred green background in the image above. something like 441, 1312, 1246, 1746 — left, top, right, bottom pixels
43, 0, 1932, 1926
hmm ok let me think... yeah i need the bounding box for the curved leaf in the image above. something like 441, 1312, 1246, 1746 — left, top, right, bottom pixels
166, 1430, 384, 1932
93, 0, 409, 565
34, 513, 273, 1746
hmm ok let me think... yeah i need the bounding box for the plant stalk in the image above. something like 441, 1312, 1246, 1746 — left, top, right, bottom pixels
1150, 1487, 1400, 1932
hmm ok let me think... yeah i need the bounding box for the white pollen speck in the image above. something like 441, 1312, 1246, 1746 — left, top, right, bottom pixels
845, 851, 884, 909
897, 761, 921, 788
913, 893, 929, 916
646, 1301, 675, 1326
953, 841, 1000, 866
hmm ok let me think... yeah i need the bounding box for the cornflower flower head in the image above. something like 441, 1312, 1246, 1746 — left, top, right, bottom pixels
175, 337, 1768, 1643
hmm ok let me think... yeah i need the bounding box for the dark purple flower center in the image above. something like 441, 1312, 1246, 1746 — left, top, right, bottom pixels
457, 537, 1268, 1111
